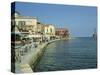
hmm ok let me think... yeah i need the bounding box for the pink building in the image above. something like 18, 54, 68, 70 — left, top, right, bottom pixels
56, 28, 69, 38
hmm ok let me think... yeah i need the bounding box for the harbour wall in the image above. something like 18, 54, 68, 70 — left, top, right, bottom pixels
17, 39, 59, 73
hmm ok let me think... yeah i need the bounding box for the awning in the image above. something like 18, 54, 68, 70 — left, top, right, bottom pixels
27, 35, 42, 38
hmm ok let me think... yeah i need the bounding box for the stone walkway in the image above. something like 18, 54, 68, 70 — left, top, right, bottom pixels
15, 42, 47, 73
15, 39, 60, 73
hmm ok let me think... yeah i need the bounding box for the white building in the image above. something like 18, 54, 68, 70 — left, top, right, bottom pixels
11, 12, 37, 34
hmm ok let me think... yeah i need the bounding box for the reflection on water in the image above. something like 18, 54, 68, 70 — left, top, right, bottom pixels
33, 37, 97, 72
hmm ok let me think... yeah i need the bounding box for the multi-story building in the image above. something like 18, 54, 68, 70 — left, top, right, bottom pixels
43, 24, 55, 35
11, 12, 38, 63
43, 24, 55, 40
11, 12, 37, 34
37, 22, 44, 34
55, 28, 69, 39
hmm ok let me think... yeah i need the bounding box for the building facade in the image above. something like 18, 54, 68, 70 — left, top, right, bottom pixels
43, 24, 55, 40
37, 22, 44, 34
11, 12, 37, 34
55, 28, 69, 39
43, 24, 55, 35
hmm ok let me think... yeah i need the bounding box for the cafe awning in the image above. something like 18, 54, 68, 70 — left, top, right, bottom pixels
27, 34, 42, 38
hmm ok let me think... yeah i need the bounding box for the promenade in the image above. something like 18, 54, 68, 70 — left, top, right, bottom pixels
15, 39, 60, 73
11, 11, 69, 73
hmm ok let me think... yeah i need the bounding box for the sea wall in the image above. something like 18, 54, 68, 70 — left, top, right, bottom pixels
16, 39, 59, 73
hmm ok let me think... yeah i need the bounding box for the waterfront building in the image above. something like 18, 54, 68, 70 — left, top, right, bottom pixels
11, 12, 38, 63
11, 12, 37, 34
37, 22, 44, 34
43, 24, 55, 35
43, 24, 55, 40
55, 28, 69, 39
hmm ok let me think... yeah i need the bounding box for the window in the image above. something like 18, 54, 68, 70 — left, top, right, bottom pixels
18, 21, 26, 26
47, 29, 48, 33
50, 28, 52, 33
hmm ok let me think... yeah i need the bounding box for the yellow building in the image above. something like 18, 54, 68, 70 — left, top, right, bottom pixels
43, 24, 55, 35
37, 23, 55, 36
43, 24, 55, 40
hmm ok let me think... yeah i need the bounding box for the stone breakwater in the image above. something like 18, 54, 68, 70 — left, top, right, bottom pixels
15, 39, 60, 73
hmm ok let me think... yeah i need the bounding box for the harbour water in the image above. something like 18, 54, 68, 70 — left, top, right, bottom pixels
33, 37, 97, 72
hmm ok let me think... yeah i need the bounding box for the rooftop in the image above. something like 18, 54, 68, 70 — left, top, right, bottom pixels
11, 12, 37, 19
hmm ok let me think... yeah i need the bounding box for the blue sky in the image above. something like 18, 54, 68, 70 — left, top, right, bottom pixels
12, 2, 97, 37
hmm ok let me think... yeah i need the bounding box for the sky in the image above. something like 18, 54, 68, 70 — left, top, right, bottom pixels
12, 2, 97, 37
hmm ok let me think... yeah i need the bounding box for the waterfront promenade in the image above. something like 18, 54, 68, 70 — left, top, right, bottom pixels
11, 11, 70, 73
15, 39, 60, 73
